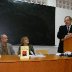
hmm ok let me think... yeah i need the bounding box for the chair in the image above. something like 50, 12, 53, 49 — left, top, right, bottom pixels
35, 49, 48, 54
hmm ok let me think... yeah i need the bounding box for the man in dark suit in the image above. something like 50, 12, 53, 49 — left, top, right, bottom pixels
57, 16, 72, 53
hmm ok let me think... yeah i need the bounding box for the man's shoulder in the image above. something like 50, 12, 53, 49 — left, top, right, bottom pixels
71, 25, 72, 27
7, 43, 12, 47
59, 25, 66, 29
60, 25, 66, 27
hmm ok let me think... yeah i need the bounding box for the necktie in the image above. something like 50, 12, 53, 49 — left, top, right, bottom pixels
67, 26, 69, 33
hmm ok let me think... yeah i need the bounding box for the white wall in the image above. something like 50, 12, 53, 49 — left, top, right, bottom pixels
47, 0, 56, 7
55, 7, 72, 46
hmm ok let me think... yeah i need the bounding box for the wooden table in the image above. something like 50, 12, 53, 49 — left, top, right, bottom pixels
0, 54, 72, 72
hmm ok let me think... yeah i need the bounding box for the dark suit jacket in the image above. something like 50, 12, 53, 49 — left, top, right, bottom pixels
18, 45, 35, 55
57, 25, 72, 53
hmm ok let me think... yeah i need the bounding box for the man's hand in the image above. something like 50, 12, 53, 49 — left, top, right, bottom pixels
64, 33, 72, 39
61, 33, 72, 41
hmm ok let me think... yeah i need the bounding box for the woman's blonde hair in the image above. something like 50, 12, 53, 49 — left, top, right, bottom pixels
20, 36, 29, 46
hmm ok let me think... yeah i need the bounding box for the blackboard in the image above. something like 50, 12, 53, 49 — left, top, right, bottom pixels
0, 1, 55, 45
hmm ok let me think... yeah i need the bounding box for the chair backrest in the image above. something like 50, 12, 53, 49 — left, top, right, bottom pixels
35, 49, 48, 54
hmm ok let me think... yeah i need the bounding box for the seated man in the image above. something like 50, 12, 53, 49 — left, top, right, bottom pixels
0, 34, 15, 55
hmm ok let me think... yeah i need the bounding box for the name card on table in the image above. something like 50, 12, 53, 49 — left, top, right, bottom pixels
20, 46, 29, 60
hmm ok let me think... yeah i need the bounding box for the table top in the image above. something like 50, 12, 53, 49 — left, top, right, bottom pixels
0, 54, 72, 62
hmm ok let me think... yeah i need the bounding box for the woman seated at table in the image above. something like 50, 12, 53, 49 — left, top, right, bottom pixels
18, 36, 35, 55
